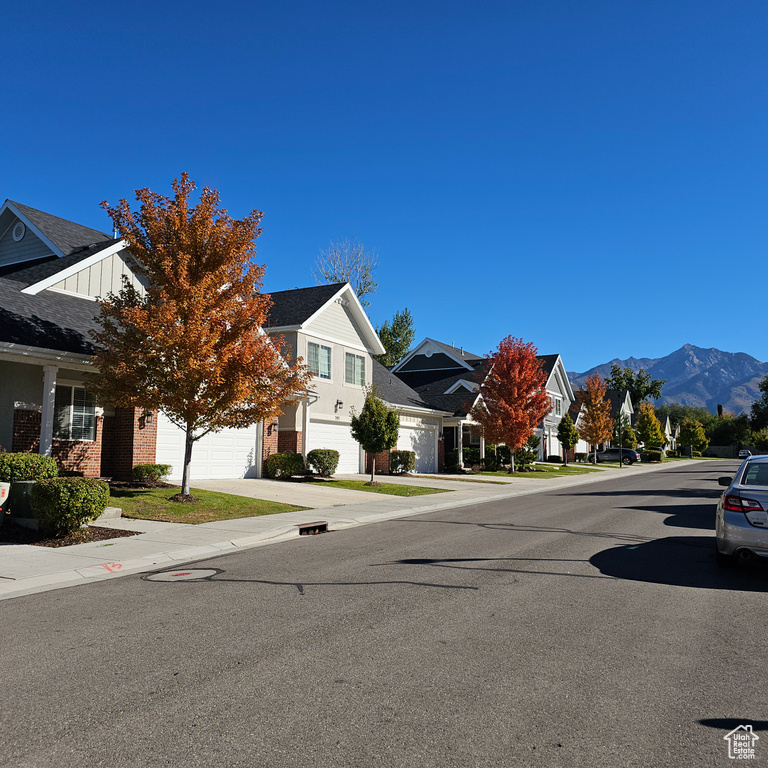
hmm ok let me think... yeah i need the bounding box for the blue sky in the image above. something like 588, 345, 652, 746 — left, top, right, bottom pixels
3, 1, 766, 372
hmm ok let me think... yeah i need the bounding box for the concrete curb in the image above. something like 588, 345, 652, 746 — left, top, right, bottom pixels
0, 460, 703, 601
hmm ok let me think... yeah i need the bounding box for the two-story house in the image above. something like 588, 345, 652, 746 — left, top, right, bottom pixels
0, 199, 384, 482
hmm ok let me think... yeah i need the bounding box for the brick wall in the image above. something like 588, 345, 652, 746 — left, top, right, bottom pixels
278, 429, 302, 454
12, 408, 104, 477
365, 450, 390, 475
101, 408, 157, 480
262, 421, 279, 463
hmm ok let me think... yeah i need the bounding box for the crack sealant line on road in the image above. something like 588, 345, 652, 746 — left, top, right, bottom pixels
0, 461, 701, 601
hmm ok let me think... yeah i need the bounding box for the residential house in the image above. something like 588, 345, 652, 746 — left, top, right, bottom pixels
390, 338, 575, 465
0, 199, 384, 482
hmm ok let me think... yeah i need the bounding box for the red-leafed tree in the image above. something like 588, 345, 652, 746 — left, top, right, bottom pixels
578, 373, 613, 461
469, 336, 551, 473
91, 174, 311, 499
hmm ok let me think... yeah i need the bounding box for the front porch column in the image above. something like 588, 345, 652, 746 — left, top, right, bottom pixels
457, 422, 464, 468
301, 397, 311, 461
40, 365, 58, 456
480, 435, 485, 460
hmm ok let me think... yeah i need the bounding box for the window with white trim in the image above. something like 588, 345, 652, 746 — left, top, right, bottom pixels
307, 342, 332, 379
53, 385, 96, 441
554, 397, 562, 416
345, 353, 365, 386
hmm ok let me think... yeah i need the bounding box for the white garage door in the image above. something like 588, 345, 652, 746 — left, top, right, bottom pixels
155, 412, 259, 482
307, 420, 361, 474
398, 427, 437, 473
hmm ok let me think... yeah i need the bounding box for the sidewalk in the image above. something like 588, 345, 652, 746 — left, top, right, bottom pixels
0, 461, 697, 601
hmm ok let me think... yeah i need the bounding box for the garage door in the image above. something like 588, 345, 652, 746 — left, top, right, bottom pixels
155, 412, 259, 482
398, 427, 437, 473
307, 420, 361, 474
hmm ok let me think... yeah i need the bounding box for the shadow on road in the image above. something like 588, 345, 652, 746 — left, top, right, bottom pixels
699, 718, 768, 731
617, 503, 716, 530
590, 536, 768, 592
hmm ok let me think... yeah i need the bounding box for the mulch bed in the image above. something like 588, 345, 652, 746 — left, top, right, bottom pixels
0, 519, 138, 548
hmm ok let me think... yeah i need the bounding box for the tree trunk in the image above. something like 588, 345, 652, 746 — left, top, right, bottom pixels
508, 453, 515, 474
370, 456, 376, 484
563, 445, 568, 466
181, 426, 194, 496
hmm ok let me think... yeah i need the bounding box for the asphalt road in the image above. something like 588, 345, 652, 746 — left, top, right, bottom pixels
2, 460, 766, 767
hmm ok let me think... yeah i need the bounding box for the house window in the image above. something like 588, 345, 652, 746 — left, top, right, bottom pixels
53, 385, 96, 441
345, 353, 365, 386
554, 397, 562, 416
308, 342, 332, 379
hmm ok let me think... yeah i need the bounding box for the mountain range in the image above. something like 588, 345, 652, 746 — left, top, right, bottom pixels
568, 344, 768, 415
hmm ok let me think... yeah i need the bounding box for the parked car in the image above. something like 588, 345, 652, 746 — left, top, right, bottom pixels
715, 456, 768, 567
587, 448, 641, 465
738, 449, 752, 459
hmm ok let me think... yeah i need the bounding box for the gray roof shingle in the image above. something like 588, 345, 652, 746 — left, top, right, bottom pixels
10, 201, 112, 256
265, 283, 346, 327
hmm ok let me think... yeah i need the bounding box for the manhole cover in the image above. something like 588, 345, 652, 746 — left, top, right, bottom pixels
145, 568, 220, 582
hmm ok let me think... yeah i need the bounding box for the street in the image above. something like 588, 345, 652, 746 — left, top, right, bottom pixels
2, 460, 766, 767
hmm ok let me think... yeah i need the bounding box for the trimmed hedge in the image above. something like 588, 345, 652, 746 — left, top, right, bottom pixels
306, 449, 339, 478
482, 455, 498, 471
390, 450, 415, 475
462, 447, 481, 466
445, 450, 460, 471
31, 477, 110, 536
0, 453, 58, 483
546, 454, 563, 463
641, 449, 664, 463
264, 452, 305, 480
132, 463, 172, 485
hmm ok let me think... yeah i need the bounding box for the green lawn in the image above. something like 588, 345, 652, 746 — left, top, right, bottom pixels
306, 478, 447, 497
110, 486, 308, 524
479, 464, 603, 479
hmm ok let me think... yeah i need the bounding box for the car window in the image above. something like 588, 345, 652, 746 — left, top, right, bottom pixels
742, 464, 768, 487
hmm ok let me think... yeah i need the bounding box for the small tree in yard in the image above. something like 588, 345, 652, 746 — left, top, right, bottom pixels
557, 413, 579, 465
578, 374, 613, 462
635, 402, 666, 448
678, 418, 709, 453
620, 417, 638, 449
375, 308, 415, 367
92, 174, 311, 500
350, 391, 400, 484
469, 336, 551, 474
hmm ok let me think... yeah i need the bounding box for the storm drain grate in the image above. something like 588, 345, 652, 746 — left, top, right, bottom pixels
297, 521, 328, 536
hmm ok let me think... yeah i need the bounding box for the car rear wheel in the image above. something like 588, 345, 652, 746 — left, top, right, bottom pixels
622, 457, 632, 465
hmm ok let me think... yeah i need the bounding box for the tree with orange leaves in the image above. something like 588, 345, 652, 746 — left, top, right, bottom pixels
578, 373, 613, 462
91, 174, 310, 498
469, 336, 551, 473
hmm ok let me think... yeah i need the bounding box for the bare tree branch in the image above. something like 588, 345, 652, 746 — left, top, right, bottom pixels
314, 238, 378, 307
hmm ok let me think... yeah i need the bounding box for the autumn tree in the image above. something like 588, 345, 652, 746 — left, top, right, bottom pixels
678, 418, 709, 453
605, 364, 665, 404
375, 308, 415, 367
578, 374, 613, 461
557, 413, 579, 465
618, 416, 638, 449
92, 174, 310, 499
635, 402, 666, 448
315, 238, 378, 307
469, 336, 551, 473
350, 391, 400, 484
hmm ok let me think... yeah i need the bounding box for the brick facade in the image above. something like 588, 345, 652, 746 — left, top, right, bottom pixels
277, 429, 302, 455
101, 408, 157, 480
365, 450, 390, 475
262, 420, 279, 463
12, 408, 104, 477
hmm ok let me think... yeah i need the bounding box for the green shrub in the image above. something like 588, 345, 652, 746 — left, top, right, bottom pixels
463, 447, 481, 466
666, 449, 678, 458
57, 470, 85, 477
546, 454, 563, 463
496, 445, 511, 465
482, 454, 497, 471
390, 450, 415, 474
641, 449, 664, 463
306, 449, 339, 478
132, 463, 172, 485
0, 453, 58, 482
692, 450, 702, 458
264, 452, 305, 480
31, 477, 110, 537
445, 450, 460, 471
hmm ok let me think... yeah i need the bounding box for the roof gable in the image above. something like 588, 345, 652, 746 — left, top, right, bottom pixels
392, 337, 480, 373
